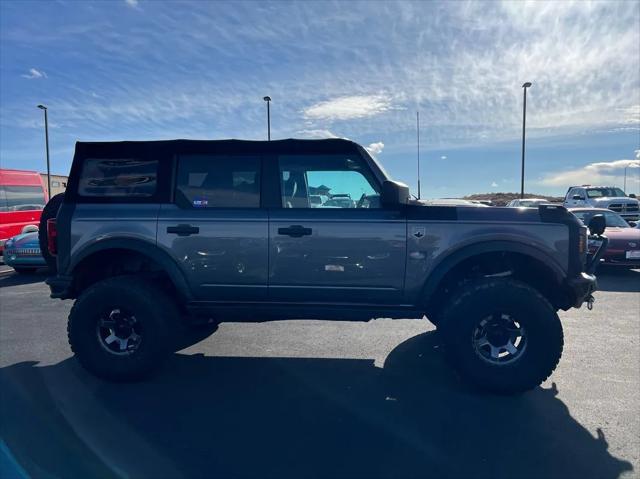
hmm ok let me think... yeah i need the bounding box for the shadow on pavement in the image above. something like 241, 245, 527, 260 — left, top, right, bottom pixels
596, 267, 640, 293
0, 332, 633, 479
0, 270, 48, 288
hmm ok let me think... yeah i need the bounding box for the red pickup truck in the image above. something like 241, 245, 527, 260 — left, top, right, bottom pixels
0, 168, 48, 253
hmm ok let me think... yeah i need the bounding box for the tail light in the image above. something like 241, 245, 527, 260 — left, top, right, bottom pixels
47, 218, 58, 256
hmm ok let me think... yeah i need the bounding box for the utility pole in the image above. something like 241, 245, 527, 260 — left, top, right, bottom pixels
520, 82, 532, 199
37, 104, 51, 198
417, 111, 421, 200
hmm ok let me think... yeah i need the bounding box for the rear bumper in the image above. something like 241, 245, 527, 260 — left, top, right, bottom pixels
46, 275, 73, 299
566, 272, 597, 308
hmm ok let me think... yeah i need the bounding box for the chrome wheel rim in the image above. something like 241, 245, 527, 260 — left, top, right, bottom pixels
96, 308, 142, 355
472, 312, 526, 365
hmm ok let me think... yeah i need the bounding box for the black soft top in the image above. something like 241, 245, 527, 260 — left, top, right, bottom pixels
73, 138, 364, 159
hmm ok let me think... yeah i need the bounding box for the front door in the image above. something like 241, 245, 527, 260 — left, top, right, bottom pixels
269, 154, 406, 304
157, 154, 268, 302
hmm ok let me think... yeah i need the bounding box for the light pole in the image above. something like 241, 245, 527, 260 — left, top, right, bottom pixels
520, 82, 532, 199
37, 104, 51, 198
263, 96, 271, 141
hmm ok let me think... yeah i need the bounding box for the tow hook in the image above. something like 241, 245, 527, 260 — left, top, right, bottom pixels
586, 294, 595, 310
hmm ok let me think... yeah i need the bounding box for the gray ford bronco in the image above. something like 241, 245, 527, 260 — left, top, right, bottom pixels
44, 139, 605, 394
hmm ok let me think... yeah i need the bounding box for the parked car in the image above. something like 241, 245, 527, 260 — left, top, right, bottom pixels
322, 197, 355, 208
564, 185, 639, 222
309, 195, 323, 207
423, 198, 489, 207
45, 138, 601, 394
2, 231, 47, 273
569, 208, 640, 268
0, 168, 48, 253
506, 198, 550, 207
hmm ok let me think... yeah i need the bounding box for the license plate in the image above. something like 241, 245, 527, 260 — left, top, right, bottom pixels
626, 250, 640, 259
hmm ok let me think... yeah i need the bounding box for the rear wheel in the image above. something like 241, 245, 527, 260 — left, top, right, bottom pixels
67, 276, 178, 381
38, 192, 65, 274
440, 278, 563, 395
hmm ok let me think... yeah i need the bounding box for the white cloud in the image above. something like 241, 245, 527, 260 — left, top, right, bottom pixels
21, 68, 46, 79
440, 155, 447, 160
296, 129, 339, 139
303, 95, 392, 121
125, 0, 139, 7
491, 181, 498, 188
540, 156, 640, 188
365, 141, 384, 156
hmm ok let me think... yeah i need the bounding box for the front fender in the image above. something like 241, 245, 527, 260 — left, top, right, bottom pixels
70, 237, 193, 301
418, 240, 567, 306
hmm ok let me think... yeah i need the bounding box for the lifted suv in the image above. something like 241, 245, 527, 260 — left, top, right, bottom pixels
46, 139, 600, 394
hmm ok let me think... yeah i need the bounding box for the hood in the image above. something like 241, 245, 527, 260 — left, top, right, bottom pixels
407, 203, 580, 227
591, 197, 639, 205
604, 227, 640, 242
5, 232, 40, 249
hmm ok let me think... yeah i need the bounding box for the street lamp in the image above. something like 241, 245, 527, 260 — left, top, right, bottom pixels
263, 96, 271, 141
37, 104, 51, 199
520, 82, 532, 199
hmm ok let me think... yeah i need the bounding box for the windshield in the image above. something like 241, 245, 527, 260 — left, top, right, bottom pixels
572, 210, 629, 228
586, 188, 626, 198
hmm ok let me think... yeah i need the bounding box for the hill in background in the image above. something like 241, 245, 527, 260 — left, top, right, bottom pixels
463, 192, 564, 206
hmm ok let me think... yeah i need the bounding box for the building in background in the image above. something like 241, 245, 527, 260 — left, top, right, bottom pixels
40, 173, 68, 197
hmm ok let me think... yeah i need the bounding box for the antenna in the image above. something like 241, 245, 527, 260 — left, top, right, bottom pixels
417, 111, 421, 200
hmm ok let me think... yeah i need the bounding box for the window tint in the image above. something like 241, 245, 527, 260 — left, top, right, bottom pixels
279, 155, 380, 209
78, 158, 158, 197
586, 187, 625, 198
176, 155, 260, 208
0, 186, 46, 212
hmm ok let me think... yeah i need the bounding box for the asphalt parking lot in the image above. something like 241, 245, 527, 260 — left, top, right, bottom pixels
0, 266, 639, 479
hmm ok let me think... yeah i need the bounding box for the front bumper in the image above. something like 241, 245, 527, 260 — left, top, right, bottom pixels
46, 275, 73, 299
566, 272, 598, 308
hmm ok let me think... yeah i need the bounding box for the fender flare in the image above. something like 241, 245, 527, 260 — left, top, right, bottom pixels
421, 240, 566, 305
70, 238, 193, 301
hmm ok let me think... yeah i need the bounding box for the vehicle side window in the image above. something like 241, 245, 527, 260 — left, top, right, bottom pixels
278, 155, 380, 209
78, 158, 158, 198
176, 155, 260, 208
0, 185, 46, 211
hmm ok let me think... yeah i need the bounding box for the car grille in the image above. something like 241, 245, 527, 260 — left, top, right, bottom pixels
5, 248, 40, 256
608, 203, 639, 213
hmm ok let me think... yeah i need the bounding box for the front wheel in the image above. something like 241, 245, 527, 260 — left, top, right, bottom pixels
440, 278, 563, 395
67, 276, 178, 381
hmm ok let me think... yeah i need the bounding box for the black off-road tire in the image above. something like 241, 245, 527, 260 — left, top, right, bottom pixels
67, 276, 179, 381
440, 278, 563, 395
38, 193, 65, 274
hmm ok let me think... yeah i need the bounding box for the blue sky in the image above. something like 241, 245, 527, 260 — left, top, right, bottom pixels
0, 0, 639, 198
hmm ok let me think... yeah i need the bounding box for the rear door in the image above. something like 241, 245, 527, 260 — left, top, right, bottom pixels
157, 154, 268, 302
268, 154, 407, 304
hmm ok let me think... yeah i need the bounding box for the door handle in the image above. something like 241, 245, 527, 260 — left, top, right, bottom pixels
167, 224, 200, 236
278, 225, 312, 238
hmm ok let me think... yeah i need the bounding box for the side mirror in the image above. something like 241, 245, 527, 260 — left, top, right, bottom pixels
629, 221, 637, 228
629, 193, 637, 199
381, 180, 410, 207
588, 214, 606, 236
572, 195, 584, 201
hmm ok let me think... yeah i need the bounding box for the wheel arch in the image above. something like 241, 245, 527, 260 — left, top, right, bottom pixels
69, 238, 192, 302
422, 241, 570, 318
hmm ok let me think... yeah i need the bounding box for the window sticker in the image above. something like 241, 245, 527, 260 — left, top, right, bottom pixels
192, 196, 209, 208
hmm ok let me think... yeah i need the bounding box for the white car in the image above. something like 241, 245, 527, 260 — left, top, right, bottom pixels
506, 198, 550, 207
